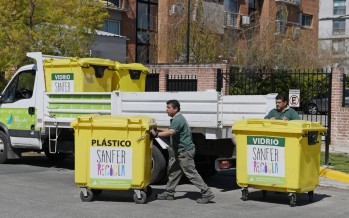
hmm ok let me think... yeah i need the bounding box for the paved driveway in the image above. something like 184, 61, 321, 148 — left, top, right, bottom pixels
1, 155, 349, 218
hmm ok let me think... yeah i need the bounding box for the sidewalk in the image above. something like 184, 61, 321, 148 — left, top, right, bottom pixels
319, 144, 349, 189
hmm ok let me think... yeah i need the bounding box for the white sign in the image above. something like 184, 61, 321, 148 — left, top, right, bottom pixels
289, 89, 300, 107
90, 147, 132, 180
247, 136, 285, 185
52, 73, 74, 93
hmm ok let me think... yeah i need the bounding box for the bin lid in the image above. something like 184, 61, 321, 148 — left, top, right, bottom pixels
70, 115, 156, 129
232, 118, 327, 134
115, 63, 150, 73
44, 58, 117, 69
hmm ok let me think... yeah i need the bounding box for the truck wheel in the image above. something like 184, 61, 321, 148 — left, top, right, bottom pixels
0, 131, 9, 164
150, 145, 166, 184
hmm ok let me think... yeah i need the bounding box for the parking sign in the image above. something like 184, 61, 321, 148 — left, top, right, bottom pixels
289, 89, 300, 107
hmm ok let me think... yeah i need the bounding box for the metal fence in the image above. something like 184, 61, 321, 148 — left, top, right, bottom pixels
145, 73, 159, 91
166, 75, 197, 91
226, 67, 332, 147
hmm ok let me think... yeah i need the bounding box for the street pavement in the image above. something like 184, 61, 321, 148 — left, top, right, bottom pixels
1, 154, 349, 218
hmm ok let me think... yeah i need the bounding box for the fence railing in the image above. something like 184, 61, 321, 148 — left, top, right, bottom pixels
166, 75, 197, 91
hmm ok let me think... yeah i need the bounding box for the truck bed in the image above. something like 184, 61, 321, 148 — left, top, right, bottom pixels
43, 91, 276, 139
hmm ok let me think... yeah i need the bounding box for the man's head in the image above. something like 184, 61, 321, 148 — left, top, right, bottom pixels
275, 94, 288, 111
166, 100, 180, 117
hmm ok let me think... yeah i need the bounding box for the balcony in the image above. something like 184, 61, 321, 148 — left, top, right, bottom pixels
275, 0, 301, 6
275, 20, 301, 38
224, 11, 242, 29
333, 28, 346, 36
101, 0, 130, 12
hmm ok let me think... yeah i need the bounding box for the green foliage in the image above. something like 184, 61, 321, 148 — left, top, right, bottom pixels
0, 0, 108, 73
321, 152, 349, 174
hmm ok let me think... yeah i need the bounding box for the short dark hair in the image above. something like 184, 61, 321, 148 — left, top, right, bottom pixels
275, 94, 288, 103
166, 99, 181, 112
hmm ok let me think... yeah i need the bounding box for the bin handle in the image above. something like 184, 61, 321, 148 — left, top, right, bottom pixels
247, 119, 288, 126
137, 131, 150, 142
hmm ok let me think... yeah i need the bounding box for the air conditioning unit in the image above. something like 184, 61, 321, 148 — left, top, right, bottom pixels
169, 5, 177, 16
242, 16, 250, 25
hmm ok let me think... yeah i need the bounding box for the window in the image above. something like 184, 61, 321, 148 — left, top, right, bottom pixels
333, 19, 346, 35
1, 70, 35, 103
248, 0, 256, 15
225, 0, 238, 13
298, 13, 312, 27
332, 39, 346, 54
224, 0, 239, 27
103, 20, 120, 35
334, 0, 346, 15
276, 10, 287, 34
136, 0, 158, 63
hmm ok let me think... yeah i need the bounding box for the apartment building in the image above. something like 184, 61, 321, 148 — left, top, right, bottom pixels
100, 0, 318, 64
319, 0, 349, 71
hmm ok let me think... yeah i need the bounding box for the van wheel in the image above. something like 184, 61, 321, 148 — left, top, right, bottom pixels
150, 145, 166, 184
0, 131, 8, 164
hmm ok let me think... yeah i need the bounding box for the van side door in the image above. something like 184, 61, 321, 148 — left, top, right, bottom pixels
0, 70, 40, 149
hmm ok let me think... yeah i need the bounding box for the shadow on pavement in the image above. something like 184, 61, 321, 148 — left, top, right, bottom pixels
5, 154, 74, 170
239, 189, 331, 207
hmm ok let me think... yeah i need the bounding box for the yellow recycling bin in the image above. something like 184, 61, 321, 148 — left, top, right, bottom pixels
44, 58, 117, 92
113, 63, 150, 92
233, 119, 327, 207
70, 115, 156, 204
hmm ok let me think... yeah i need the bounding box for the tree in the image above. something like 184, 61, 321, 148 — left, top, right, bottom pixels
165, 1, 334, 69
0, 0, 108, 74
166, 0, 232, 63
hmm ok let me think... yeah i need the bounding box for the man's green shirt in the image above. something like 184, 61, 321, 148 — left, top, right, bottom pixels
169, 113, 195, 153
264, 106, 301, 120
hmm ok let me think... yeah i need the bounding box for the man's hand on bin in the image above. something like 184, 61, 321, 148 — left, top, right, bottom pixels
150, 128, 158, 139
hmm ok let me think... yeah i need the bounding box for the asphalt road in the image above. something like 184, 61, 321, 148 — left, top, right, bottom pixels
1, 154, 349, 218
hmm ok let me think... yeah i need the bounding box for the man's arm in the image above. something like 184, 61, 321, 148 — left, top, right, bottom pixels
264, 109, 275, 119
150, 128, 175, 137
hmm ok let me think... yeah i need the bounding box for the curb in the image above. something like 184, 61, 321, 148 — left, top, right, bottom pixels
320, 167, 349, 184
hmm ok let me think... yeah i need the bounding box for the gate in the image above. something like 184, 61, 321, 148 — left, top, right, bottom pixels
166, 75, 197, 91
226, 67, 332, 147
145, 73, 159, 91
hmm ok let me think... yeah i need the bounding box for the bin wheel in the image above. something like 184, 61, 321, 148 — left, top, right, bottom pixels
80, 189, 94, 202
308, 191, 314, 202
145, 186, 153, 197
288, 193, 296, 207
262, 190, 267, 199
133, 191, 147, 204
241, 188, 249, 201
92, 189, 103, 197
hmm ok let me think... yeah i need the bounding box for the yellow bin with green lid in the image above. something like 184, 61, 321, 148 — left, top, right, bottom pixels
70, 115, 156, 204
233, 118, 327, 206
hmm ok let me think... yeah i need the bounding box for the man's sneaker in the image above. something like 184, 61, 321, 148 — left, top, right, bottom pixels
156, 192, 174, 200
196, 194, 214, 204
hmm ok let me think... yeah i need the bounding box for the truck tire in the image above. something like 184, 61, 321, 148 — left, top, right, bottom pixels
150, 145, 166, 184
0, 131, 8, 164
